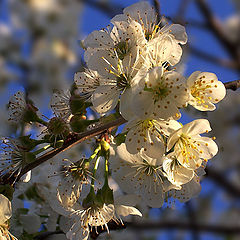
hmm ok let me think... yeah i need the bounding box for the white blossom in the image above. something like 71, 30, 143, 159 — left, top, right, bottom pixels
167, 119, 218, 170
187, 71, 226, 111
110, 143, 173, 208
8, 91, 27, 124
131, 67, 189, 120
0, 194, 18, 240
50, 90, 72, 122
124, 117, 181, 158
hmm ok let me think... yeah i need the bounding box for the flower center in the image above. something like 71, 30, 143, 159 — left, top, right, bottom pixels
62, 159, 91, 182
115, 41, 130, 60
144, 79, 169, 103
178, 134, 198, 164
116, 74, 130, 91
191, 79, 212, 104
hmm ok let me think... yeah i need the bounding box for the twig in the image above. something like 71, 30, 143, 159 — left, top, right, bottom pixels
78, 0, 123, 18
1, 81, 239, 185
127, 221, 240, 235
224, 80, 240, 91
205, 167, 240, 198
195, 0, 240, 66
17, 117, 127, 180
189, 45, 238, 70
152, 0, 161, 22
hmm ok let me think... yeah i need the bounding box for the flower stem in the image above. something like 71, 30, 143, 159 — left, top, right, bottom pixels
90, 155, 101, 192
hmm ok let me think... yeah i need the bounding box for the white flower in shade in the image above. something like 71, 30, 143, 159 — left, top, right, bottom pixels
131, 67, 189, 120
74, 69, 101, 101
0, 138, 34, 180
124, 117, 181, 158
110, 143, 171, 208
167, 119, 218, 170
86, 48, 146, 116
52, 194, 141, 240
8, 91, 27, 124
187, 71, 226, 111
51, 158, 92, 208
169, 175, 202, 202
162, 153, 195, 188
114, 1, 187, 43
84, 19, 146, 66
0, 194, 18, 240
50, 90, 72, 122
112, 1, 187, 66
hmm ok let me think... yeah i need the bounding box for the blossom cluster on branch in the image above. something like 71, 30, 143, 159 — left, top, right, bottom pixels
0, 2, 227, 240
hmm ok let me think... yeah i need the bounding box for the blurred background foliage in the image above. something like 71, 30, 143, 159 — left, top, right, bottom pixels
0, 0, 240, 239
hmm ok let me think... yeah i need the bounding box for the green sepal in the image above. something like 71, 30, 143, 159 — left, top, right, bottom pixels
96, 184, 114, 205
82, 190, 96, 209
99, 112, 121, 125
22, 108, 41, 124
54, 140, 64, 148
23, 152, 36, 164
25, 184, 44, 203
69, 95, 86, 115
114, 133, 126, 146
19, 135, 44, 151
70, 116, 98, 133
0, 184, 14, 200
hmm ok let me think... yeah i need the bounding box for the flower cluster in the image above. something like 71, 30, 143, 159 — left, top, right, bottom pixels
0, 1, 227, 240
73, 1, 225, 209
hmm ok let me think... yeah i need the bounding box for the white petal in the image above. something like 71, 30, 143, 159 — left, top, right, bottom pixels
0, 194, 11, 224
115, 205, 142, 217
182, 119, 211, 136
84, 30, 113, 49
19, 214, 41, 234
92, 85, 120, 114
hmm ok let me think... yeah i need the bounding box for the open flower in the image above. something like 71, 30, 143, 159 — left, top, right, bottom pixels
112, 1, 187, 66
167, 119, 218, 170
50, 90, 72, 122
110, 143, 172, 208
131, 67, 189, 120
0, 138, 35, 180
0, 194, 18, 240
51, 192, 141, 240
162, 153, 195, 188
124, 117, 181, 158
187, 71, 226, 111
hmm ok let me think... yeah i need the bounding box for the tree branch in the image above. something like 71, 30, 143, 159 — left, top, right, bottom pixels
189, 45, 239, 70
152, 0, 161, 22
127, 221, 240, 235
224, 80, 240, 91
1, 80, 239, 185
206, 167, 240, 198
78, 0, 123, 18
195, 0, 240, 66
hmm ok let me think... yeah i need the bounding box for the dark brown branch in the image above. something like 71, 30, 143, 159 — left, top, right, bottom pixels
1, 81, 239, 185
34, 221, 240, 239
189, 45, 238, 70
152, 0, 161, 22
224, 80, 240, 91
1, 117, 127, 185
78, 0, 123, 18
206, 167, 240, 198
127, 221, 240, 235
195, 0, 240, 66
